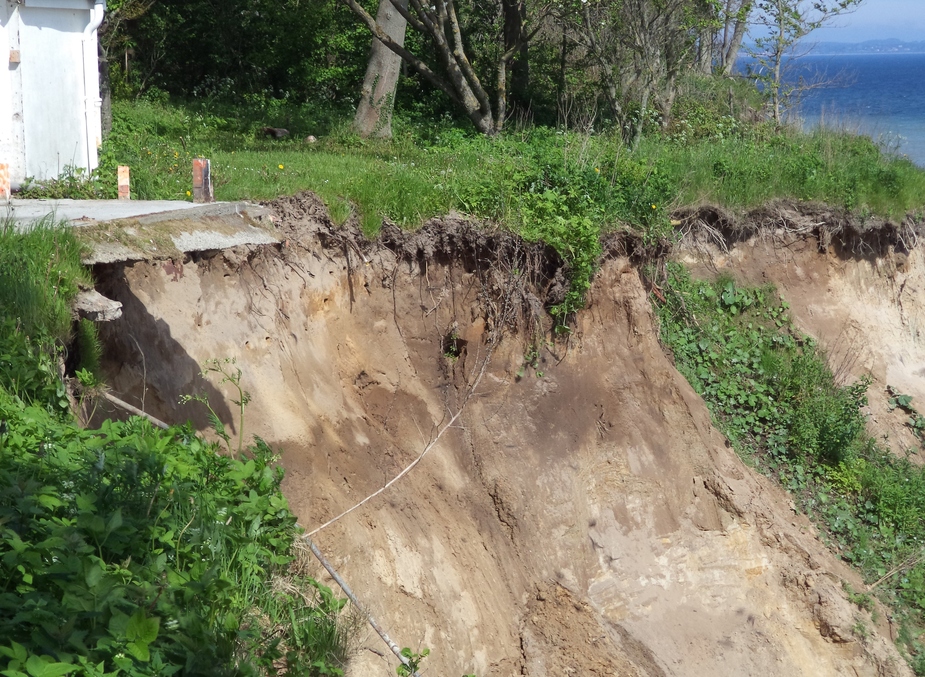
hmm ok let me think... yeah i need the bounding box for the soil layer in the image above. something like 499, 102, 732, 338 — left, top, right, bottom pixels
91, 193, 913, 676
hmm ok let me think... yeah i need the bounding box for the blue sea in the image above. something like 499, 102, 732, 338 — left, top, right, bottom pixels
744, 53, 925, 167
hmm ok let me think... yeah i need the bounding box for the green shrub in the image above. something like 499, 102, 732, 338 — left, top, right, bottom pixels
0, 389, 350, 676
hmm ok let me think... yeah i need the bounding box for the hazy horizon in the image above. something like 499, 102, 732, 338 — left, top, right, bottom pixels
810, 0, 924, 43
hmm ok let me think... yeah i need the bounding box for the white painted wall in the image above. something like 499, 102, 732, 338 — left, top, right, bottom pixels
1, 0, 103, 185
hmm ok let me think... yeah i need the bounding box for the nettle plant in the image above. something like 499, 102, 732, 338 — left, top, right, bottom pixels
0, 355, 350, 676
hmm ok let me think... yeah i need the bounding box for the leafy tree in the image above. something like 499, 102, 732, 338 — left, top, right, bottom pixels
749, 0, 863, 122
98, 0, 155, 135
567, 0, 719, 143
341, 0, 548, 135
122, 0, 369, 109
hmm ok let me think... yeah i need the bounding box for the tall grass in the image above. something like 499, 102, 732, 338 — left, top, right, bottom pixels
0, 218, 91, 344
645, 126, 925, 217
80, 99, 925, 235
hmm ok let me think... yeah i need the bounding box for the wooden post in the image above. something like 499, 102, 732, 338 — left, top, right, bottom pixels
192, 158, 214, 203
0, 164, 9, 201
117, 165, 130, 200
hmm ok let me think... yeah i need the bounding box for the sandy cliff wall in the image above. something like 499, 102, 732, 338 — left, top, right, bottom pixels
92, 195, 911, 676
681, 202, 925, 459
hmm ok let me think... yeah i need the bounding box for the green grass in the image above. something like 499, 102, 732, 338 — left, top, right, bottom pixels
78, 98, 925, 228
27, 96, 919, 233
0, 219, 92, 345
0, 220, 101, 405
647, 126, 925, 217
212, 148, 452, 232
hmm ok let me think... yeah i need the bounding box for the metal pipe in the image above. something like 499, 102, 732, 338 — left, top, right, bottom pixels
305, 539, 422, 677
81, 0, 106, 173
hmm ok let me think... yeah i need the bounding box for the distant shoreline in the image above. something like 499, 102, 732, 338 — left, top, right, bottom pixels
809, 51, 925, 56
808, 40, 925, 55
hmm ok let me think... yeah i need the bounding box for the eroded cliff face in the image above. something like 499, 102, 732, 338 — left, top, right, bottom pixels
681, 202, 925, 459
92, 194, 912, 676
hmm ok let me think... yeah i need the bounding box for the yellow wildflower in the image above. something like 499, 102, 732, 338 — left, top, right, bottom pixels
278, 164, 284, 170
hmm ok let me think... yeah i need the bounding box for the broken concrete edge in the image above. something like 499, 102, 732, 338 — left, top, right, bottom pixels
75, 289, 123, 322
121, 202, 269, 227
72, 202, 279, 318
78, 204, 280, 265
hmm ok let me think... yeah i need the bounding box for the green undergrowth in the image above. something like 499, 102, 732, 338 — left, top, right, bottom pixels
655, 264, 925, 672
0, 228, 353, 675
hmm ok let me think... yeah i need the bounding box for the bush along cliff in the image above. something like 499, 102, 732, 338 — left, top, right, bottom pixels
0, 223, 352, 676
653, 263, 925, 673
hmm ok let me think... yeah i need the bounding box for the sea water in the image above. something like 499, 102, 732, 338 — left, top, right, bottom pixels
745, 53, 925, 167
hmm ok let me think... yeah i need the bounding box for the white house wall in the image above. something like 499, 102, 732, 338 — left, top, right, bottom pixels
21, 7, 87, 181
1, 0, 102, 186
0, 3, 25, 185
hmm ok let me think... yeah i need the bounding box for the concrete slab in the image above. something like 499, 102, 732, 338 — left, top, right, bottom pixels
1, 199, 280, 264
2, 198, 207, 226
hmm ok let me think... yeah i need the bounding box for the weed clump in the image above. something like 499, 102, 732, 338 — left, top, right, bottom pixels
0, 220, 92, 345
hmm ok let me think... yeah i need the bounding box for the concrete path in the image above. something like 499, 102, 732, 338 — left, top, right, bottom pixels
2, 199, 279, 263
3, 198, 208, 225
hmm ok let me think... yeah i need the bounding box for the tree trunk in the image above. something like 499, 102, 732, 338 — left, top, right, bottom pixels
633, 87, 649, 149
502, 0, 529, 112
721, 3, 750, 75
557, 22, 567, 106
772, 6, 784, 123
341, 0, 512, 136
697, 25, 713, 74
100, 44, 113, 138
721, 0, 734, 64
353, 0, 409, 139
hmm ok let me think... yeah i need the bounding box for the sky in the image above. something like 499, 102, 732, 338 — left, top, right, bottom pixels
811, 0, 925, 42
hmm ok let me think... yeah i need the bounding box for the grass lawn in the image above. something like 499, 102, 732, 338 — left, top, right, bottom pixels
50, 98, 923, 241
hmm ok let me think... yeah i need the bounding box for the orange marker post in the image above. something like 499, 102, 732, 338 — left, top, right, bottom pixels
0, 164, 9, 201
117, 165, 131, 200
192, 158, 214, 203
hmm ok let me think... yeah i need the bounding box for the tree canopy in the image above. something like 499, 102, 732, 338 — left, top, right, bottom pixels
109, 0, 863, 135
